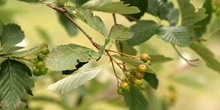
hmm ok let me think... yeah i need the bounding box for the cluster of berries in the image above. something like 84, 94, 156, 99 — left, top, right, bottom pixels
32, 46, 50, 76
117, 53, 151, 95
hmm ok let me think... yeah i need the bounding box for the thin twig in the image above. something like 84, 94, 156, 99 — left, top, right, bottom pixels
113, 14, 127, 70
172, 44, 199, 66
112, 14, 117, 25
106, 49, 138, 58
121, 14, 139, 22
37, 0, 100, 49
63, 13, 100, 49
106, 51, 121, 87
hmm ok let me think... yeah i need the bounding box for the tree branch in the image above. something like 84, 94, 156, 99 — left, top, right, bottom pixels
37, 0, 100, 49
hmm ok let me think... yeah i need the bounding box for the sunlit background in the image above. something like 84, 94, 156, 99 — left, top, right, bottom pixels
1, 0, 220, 110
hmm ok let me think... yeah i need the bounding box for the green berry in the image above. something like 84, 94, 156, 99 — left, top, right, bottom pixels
33, 58, 40, 64
120, 81, 130, 92
35, 61, 45, 68
146, 60, 152, 65
134, 78, 143, 86
135, 72, 144, 79
41, 47, 49, 55
41, 43, 48, 48
39, 68, 48, 75
33, 69, 41, 76
117, 88, 124, 95
140, 53, 150, 62
37, 53, 46, 61
138, 64, 147, 73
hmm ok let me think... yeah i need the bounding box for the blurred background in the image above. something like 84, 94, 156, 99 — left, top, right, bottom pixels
1, 0, 220, 110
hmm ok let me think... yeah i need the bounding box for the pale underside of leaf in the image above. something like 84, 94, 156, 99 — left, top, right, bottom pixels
208, 17, 220, 37
46, 44, 100, 71
8, 43, 46, 57
83, 1, 140, 14
69, 8, 107, 36
82, 0, 112, 8
47, 66, 102, 94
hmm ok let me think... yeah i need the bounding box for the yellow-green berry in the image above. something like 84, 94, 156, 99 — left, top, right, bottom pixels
117, 88, 124, 95
41, 47, 49, 55
35, 61, 45, 68
134, 78, 143, 86
138, 64, 147, 73
120, 81, 130, 92
140, 53, 150, 62
135, 72, 144, 79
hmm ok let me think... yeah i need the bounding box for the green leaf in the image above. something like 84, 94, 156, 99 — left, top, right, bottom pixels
190, 43, 220, 73
121, 0, 148, 21
166, 8, 179, 26
47, 66, 102, 94
0, 24, 24, 53
147, 0, 179, 26
4, 46, 24, 55
0, 21, 3, 36
8, 43, 47, 58
83, 1, 140, 14
81, 0, 112, 8
113, 55, 143, 67
157, 26, 193, 47
113, 55, 155, 73
46, 44, 100, 71
115, 41, 137, 55
99, 37, 110, 55
71, 0, 89, 6
177, 0, 207, 27
127, 20, 159, 46
194, 0, 212, 38
159, 1, 179, 26
147, 0, 158, 16
208, 16, 220, 37
57, 12, 78, 36
0, 59, 34, 110
143, 72, 158, 89
41, 0, 56, 4
124, 86, 148, 110
62, 62, 88, 75
150, 55, 173, 64
67, 8, 107, 36
173, 74, 205, 88
109, 24, 133, 41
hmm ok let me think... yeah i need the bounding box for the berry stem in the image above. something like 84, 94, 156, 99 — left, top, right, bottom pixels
106, 49, 137, 58
106, 51, 122, 87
